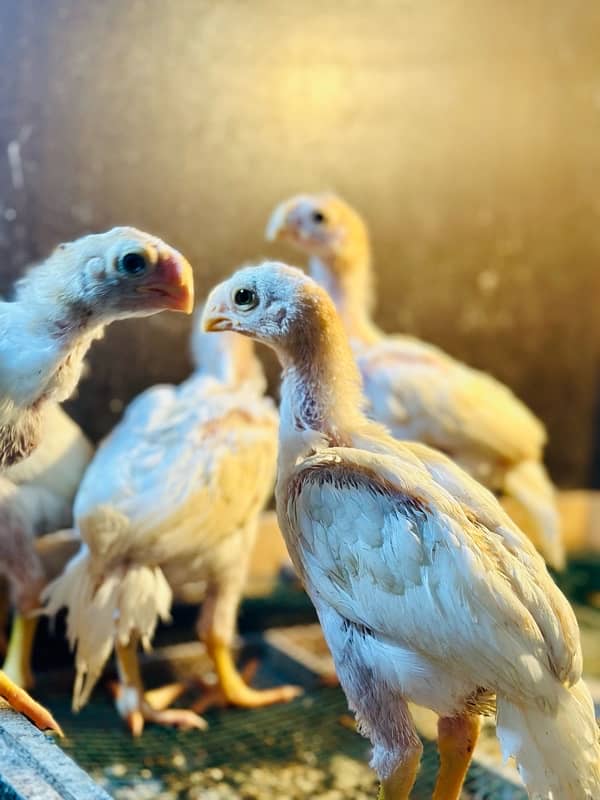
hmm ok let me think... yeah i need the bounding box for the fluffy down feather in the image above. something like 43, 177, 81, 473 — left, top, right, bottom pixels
0, 403, 92, 610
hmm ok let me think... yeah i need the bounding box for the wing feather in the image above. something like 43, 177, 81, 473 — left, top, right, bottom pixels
286, 447, 579, 705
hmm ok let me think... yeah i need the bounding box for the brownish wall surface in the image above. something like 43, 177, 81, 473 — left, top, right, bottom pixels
1, 1, 599, 485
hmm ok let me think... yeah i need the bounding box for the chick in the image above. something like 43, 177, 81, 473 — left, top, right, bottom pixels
203, 262, 599, 800
45, 313, 300, 736
0, 227, 193, 734
267, 194, 563, 569
0, 226, 194, 467
1, 403, 92, 689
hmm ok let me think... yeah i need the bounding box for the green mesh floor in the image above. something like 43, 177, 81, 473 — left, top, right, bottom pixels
26, 558, 600, 800
33, 641, 526, 800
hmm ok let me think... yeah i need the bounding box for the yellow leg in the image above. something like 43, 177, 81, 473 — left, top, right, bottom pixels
432, 714, 481, 800
377, 745, 422, 799
204, 632, 302, 708
3, 614, 38, 689
0, 670, 62, 735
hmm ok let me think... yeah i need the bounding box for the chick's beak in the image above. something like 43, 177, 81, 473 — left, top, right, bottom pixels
138, 250, 195, 314
201, 290, 234, 332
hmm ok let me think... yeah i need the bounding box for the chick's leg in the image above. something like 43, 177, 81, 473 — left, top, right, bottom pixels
114, 638, 206, 737
432, 714, 481, 800
376, 744, 422, 799
0, 670, 62, 735
3, 614, 38, 689
194, 537, 301, 711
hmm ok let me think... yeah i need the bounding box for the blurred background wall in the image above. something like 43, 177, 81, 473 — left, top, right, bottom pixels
0, 0, 599, 485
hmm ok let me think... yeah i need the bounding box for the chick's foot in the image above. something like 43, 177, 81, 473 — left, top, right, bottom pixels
0, 671, 62, 735
192, 650, 302, 714
110, 682, 207, 737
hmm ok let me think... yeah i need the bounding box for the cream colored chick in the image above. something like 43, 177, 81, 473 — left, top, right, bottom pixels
267, 194, 563, 569
0, 227, 193, 468
203, 262, 599, 800
1, 403, 92, 689
45, 314, 300, 736
0, 227, 193, 735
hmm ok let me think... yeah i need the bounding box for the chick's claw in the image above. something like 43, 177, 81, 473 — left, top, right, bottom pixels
110, 681, 207, 737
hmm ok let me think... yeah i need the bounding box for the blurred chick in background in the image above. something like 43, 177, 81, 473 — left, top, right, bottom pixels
267, 194, 563, 569
203, 262, 600, 800
45, 312, 301, 736
0, 226, 194, 734
1, 403, 92, 689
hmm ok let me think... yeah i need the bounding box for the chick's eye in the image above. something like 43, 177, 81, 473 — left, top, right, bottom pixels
117, 251, 148, 276
311, 210, 326, 224
234, 287, 257, 309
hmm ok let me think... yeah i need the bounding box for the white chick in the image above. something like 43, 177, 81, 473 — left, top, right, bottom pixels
203, 262, 599, 800
45, 313, 300, 736
0, 226, 193, 735
267, 194, 563, 569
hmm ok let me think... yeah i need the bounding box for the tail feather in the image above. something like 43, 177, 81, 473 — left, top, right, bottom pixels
496, 680, 600, 799
503, 460, 564, 569
43, 547, 172, 710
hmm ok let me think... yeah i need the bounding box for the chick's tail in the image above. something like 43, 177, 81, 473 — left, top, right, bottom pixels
503, 460, 564, 569
43, 546, 172, 711
496, 680, 600, 799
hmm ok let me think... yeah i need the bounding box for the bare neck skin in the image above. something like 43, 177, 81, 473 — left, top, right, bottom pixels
2, 294, 103, 410
276, 297, 366, 460
308, 247, 382, 348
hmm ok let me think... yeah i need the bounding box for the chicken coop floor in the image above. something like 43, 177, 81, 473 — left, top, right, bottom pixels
24, 514, 600, 800
32, 635, 528, 800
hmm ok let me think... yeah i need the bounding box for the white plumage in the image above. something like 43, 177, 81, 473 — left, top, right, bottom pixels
267, 194, 563, 568
203, 262, 599, 800
45, 317, 298, 733
0, 403, 92, 687
1, 404, 92, 608
0, 227, 193, 735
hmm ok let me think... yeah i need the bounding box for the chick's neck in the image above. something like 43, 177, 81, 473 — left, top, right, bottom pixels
308, 244, 381, 349
277, 297, 366, 448
9, 291, 103, 409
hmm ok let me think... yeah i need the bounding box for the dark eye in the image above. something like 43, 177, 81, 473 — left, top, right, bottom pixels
311, 210, 326, 224
234, 287, 257, 309
117, 251, 148, 275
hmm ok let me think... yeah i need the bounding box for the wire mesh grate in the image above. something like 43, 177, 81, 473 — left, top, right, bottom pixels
34, 643, 526, 800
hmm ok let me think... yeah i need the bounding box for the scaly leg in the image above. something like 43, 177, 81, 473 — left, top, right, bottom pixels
194, 554, 301, 711
201, 630, 301, 708
432, 714, 481, 800
114, 638, 207, 737
376, 743, 422, 799
3, 614, 38, 689
0, 670, 62, 735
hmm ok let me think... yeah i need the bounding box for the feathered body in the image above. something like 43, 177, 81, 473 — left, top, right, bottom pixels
267, 195, 563, 568
203, 263, 600, 800
46, 328, 278, 712
0, 227, 192, 734
0, 403, 92, 611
